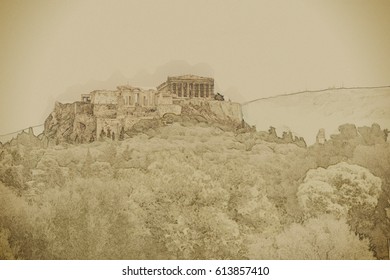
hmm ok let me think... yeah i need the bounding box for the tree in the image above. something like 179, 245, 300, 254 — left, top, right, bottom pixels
0, 228, 16, 259
161, 206, 244, 259
119, 127, 125, 141
81, 149, 93, 177
35, 156, 65, 188
99, 129, 106, 141
99, 144, 117, 165
351, 143, 390, 258
1, 166, 24, 191
297, 162, 382, 219
248, 215, 375, 259
122, 145, 132, 161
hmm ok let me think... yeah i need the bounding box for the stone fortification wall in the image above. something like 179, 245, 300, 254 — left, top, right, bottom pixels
208, 101, 243, 123
91, 90, 119, 104
179, 99, 243, 123
157, 104, 182, 117
93, 104, 118, 118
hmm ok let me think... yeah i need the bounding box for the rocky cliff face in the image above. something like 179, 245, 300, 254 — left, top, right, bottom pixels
1, 127, 43, 149
208, 101, 243, 123
43, 102, 96, 145
179, 100, 243, 124
43, 99, 246, 145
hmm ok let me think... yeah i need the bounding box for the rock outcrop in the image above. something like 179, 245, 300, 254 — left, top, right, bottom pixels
316, 128, 326, 145
43, 98, 245, 145
7, 127, 42, 148
42, 75, 247, 145
43, 102, 96, 145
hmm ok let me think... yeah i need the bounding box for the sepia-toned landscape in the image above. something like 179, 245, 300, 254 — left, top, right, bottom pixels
0, 74, 389, 259
1, 0, 390, 261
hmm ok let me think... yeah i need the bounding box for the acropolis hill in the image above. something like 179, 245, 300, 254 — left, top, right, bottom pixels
43, 75, 246, 145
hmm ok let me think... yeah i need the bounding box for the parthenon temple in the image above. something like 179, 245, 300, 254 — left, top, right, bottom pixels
157, 75, 215, 99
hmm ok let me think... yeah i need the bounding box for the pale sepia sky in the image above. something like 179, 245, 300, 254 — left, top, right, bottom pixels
1, 0, 390, 136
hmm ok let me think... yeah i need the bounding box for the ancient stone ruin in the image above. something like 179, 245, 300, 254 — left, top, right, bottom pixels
43, 75, 244, 144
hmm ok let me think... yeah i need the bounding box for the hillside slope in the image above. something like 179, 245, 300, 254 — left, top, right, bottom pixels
1, 122, 388, 259
242, 86, 390, 144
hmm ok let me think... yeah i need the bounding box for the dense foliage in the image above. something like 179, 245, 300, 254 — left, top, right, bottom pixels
0, 122, 388, 259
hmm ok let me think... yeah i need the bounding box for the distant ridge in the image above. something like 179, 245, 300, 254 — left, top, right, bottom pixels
241, 85, 390, 106
242, 85, 390, 144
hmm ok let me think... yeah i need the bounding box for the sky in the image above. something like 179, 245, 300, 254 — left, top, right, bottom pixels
1, 0, 390, 137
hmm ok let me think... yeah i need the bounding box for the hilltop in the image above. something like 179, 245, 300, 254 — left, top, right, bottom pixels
242, 86, 390, 144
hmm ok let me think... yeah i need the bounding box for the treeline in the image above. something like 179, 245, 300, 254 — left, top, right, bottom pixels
0, 122, 389, 259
